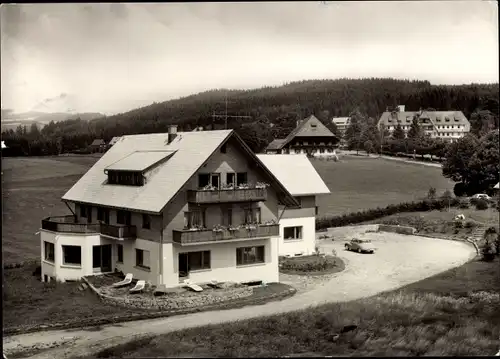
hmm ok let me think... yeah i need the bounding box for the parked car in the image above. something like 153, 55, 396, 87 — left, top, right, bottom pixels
471, 193, 492, 201
345, 238, 376, 253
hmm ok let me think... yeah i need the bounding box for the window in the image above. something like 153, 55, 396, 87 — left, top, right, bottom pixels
284, 226, 303, 240
311, 124, 317, 129
142, 214, 151, 229
108, 171, 143, 186
135, 249, 150, 269
44, 241, 54, 262
221, 207, 233, 226
226, 172, 236, 187
62, 245, 81, 266
198, 173, 210, 188
244, 207, 261, 224
97, 207, 110, 223
236, 172, 248, 186
184, 210, 205, 228
117, 210, 131, 225
80, 205, 90, 218
210, 173, 220, 189
185, 250, 211, 271
117, 244, 123, 263
236, 246, 265, 266
220, 143, 227, 153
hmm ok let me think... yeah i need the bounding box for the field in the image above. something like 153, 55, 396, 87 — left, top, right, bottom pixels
313, 156, 454, 217
2, 155, 101, 264
84, 258, 500, 358
1, 155, 452, 265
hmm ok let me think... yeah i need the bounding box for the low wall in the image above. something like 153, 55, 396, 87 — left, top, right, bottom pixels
378, 224, 417, 235
99, 286, 254, 310
83, 277, 253, 310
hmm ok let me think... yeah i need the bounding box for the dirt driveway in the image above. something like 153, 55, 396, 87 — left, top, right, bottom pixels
3, 232, 475, 359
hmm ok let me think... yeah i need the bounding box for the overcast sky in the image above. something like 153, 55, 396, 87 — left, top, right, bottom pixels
1, 1, 498, 115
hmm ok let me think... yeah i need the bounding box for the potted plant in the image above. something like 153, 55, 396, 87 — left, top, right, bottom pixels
228, 225, 240, 232
237, 183, 250, 189
212, 224, 225, 233
245, 223, 257, 231
255, 182, 269, 189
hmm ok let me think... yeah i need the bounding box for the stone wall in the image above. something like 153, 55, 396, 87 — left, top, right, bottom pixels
99, 286, 254, 310
378, 224, 417, 235
82, 277, 253, 310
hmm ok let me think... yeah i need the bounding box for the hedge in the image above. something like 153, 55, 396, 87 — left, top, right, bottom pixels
315, 198, 460, 230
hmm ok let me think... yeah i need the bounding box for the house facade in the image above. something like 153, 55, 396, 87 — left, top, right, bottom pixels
89, 139, 107, 153
40, 127, 300, 288
257, 154, 330, 257
265, 115, 339, 157
378, 106, 470, 143
331, 117, 350, 136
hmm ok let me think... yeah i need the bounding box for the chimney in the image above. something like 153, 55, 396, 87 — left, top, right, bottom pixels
167, 125, 178, 144
398, 105, 405, 112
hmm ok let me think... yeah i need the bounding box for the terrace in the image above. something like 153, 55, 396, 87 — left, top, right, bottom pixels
172, 223, 279, 245
41, 215, 137, 240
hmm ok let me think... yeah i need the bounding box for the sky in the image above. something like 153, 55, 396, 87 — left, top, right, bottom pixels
1, 1, 498, 115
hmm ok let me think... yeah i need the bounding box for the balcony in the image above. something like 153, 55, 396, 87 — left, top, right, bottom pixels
187, 187, 267, 204
172, 224, 279, 245
41, 216, 136, 240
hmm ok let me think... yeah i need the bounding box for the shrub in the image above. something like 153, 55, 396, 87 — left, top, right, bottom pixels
315, 198, 460, 230
481, 239, 496, 261
427, 187, 437, 200
280, 255, 338, 273
453, 182, 467, 197
458, 200, 470, 209
475, 199, 489, 210
464, 221, 475, 229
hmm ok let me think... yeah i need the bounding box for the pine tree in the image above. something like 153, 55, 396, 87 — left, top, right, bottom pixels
392, 123, 405, 140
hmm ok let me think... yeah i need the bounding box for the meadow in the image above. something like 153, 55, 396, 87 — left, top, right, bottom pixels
1, 155, 453, 264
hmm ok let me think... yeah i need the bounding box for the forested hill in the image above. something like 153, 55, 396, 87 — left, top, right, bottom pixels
2, 78, 499, 155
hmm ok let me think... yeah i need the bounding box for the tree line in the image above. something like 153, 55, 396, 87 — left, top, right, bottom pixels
2, 78, 498, 156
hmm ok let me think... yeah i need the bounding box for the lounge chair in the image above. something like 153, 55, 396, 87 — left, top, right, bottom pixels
208, 279, 223, 289
112, 273, 133, 287
183, 279, 203, 292
129, 280, 145, 293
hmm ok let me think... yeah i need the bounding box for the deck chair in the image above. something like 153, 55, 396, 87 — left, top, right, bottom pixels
183, 279, 203, 292
112, 273, 133, 287
129, 280, 145, 294
208, 279, 223, 289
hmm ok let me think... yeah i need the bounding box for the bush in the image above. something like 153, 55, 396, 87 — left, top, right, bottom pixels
453, 183, 467, 197
427, 187, 437, 200
464, 221, 475, 229
315, 198, 460, 230
280, 255, 338, 273
458, 200, 470, 209
475, 199, 489, 210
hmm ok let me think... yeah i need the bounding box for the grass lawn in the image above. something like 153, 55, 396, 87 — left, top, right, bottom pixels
2, 156, 98, 264
87, 258, 500, 358
312, 156, 454, 217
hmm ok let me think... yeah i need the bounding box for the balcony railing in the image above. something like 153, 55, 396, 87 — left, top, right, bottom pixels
100, 222, 137, 239
172, 224, 279, 245
41, 216, 136, 239
187, 187, 267, 204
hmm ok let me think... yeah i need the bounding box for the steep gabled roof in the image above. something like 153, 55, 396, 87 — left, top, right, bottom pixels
62, 130, 299, 213
257, 154, 330, 196
90, 139, 106, 146
269, 115, 338, 151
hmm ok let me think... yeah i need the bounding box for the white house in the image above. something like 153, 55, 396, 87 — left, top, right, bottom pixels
256, 154, 330, 257
40, 127, 301, 287
378, 106, 471, 143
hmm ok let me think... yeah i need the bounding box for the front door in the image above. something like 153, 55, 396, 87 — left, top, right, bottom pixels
179, 253, 188, 278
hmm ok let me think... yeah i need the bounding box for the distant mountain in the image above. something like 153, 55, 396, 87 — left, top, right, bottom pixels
1, 111, 104, 132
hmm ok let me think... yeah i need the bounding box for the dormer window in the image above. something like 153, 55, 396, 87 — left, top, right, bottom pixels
445, 117, 450, 122
108, 170, 144, 186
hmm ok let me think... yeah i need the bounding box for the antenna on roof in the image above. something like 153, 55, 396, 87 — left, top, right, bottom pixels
211, 90, 252, 129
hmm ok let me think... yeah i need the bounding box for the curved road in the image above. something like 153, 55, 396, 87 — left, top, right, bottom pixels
4, 233, 475, 358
